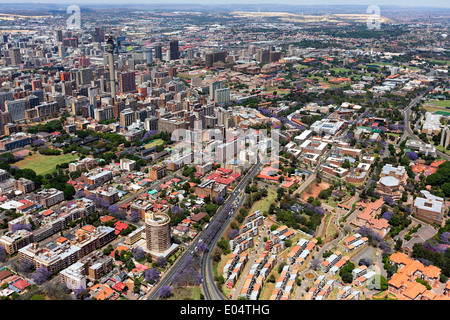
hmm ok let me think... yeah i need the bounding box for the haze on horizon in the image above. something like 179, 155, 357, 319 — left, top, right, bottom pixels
0, 0, 447, 8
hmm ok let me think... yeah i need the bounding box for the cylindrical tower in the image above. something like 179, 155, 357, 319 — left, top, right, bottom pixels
145, 212, 171, 253
106, 35, 116, 104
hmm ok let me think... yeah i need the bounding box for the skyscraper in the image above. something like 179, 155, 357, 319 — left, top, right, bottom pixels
169, 40, 179, 60
120, 108, 135, 129
118, 71, 136, 93
143, 48, 153, 65
56, 29, 63, 42
106, 35, 116, 104
9, 48, 21, 66
145, 212, 171, 253
154, 44, 162, 60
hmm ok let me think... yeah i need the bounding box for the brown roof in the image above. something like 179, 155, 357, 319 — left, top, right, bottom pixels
0, 269, 13, 282
191, 211, 207, 222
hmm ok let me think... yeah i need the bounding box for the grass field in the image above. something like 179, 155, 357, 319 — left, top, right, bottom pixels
430, 100, 450, 108
169, 286, 203, 300
249, 188, 277, 214
144, 139, 165, 149
15, 153, 79, 176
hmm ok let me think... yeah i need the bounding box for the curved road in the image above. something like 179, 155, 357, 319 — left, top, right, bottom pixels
202, 158, 264, 300
403, 93, 450, 161
147, 157, 264, 300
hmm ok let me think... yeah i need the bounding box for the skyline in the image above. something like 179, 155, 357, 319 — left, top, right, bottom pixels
0, 0, 448, 8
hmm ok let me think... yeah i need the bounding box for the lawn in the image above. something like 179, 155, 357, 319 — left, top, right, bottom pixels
15, 153, 79, 176
144, 139, 165, 149
169, 286, 203, 300
430, 100, 450, 108
249, 188, 277, 214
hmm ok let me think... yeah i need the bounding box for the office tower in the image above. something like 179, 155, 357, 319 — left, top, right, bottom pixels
154, 44, 162, 60
58, 45, 67, 58
94, 105, 115, 122
215, 88, 231, 104
0, 92, 13, 112
56, 29, 63, 42
61, 81, 73, 96
114, 100, 125, 119
118, 71, 136, 93
186, 48, 194, 60
93, 26, 104, 43
106, 35, 116, 104
169, 40, 179, 60
9, 48, 21, 66
5, 99, 26, 122
209, 81, 223, 100
119, 108, 135, 129
145, 212, 171, 253
143, 48, 153, 64
205, 50, 227, 68
256, 48, 270, 63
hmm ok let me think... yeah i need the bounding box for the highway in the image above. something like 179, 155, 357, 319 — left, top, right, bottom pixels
147, 156, 264, 300
201, 158, 264, 300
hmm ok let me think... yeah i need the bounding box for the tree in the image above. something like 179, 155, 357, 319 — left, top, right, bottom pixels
159, 286, 173, 299
32, 267, 51, 285
132, 247, 145, 261
0, 245, 6, 263
157, 256, 167, 268
145, 268, 160, 284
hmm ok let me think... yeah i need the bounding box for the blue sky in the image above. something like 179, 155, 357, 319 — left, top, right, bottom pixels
0, 0, 447, 6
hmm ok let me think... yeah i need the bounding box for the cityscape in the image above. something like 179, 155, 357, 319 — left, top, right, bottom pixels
0, 0, 449, 306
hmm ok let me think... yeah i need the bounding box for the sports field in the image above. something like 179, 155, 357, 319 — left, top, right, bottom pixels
15, 153, 79, 176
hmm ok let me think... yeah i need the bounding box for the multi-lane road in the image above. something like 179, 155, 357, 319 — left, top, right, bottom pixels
147, 156, 264, 300
201, 158, 264, 300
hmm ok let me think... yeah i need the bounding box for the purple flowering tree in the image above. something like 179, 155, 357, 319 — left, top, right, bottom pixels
405, 151, 418, 160
228, 229, 239, 240
32, 266, 51, 285
74, 190, 86, 198
159, 286, 173, 299
145, 268, 160, 284
11, 223, 32, 233
0, 244, 7, 262
157, 256, 167, 268
132, 247, 145, 261
382, 211, 394, 221
440, 232, 450, 245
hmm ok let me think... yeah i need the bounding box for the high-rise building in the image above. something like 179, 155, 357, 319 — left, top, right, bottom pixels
0, 92, 13, 112
154, 44, 162, 60
205, 50, 227, 67
106, 35, 116, 104
215, 88, 231, 104
56, 29, 63, 42
120, 108, 135, 129
169, 40, 179, 60
143, 48, 153, 65
5, 99, 26, 122
93, 26, 104, 43
145, 212, 171, 253
9, 48, 21, 66
209, 81, 223, 100
118, 71, 136, 93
